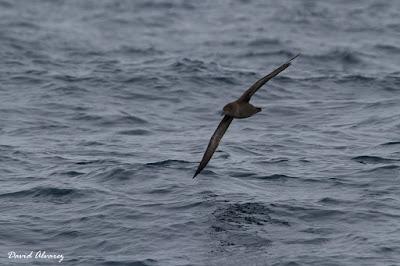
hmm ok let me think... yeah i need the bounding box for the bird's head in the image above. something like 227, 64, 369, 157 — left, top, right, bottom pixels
222, 102, 235, 116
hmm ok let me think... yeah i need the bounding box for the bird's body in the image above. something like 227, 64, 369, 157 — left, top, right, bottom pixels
223, 101, 261, 119
193, 54, 299, 178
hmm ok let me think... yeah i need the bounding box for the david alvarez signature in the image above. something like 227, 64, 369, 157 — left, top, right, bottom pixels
8, 250, 64, 263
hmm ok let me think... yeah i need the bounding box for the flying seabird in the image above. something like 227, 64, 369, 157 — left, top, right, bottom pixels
193, 54, 299, 178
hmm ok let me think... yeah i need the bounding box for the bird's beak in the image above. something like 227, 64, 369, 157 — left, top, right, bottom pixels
220, 110, 225, 116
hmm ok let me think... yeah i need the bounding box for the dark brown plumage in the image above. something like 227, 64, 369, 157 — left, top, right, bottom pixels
193, 54, 299, 178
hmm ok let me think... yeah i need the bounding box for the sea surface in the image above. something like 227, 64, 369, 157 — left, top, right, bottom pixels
1, 0, 400, 265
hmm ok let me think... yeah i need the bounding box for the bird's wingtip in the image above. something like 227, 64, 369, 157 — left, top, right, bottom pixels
289, 53, 300, 62
193, 169, 200, 179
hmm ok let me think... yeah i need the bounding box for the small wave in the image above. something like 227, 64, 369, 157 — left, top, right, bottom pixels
50, 170, 85, 177
229, 172, 257, 178
351, 115, 398, 128
363, 99, 399, 110
93, 167, 135, 181
285, 237, 330, 245
364, 165, 400, 173
165, 200, 205, 210
114, 91, 178, 103
375, 44, 400, 53
121, 75, 160, 84
71, 113, 103, 122
145, 187, 176, 195
256, 174, 296, 181
135, 1, 192, 10
0, 0, 12, 8
267, 105, 308, 116
116, 46, 163, 56
78, 140, 104, 147
256, 158, 289, 164
52, 74, 94, 83
381, 141, 400, 146
318, 197, 353, 205
10, 75, 45, 84
146, 159, 191, 167
117, 129, 151, 136
230, 145, 262, 156
43, 101, 89, 112
72, 112, 148, 126
336, 74, 376, 83
300, 227, 337, 235
66, 49, 106, 58
241, 49, 294, 58
52, 85, 90, 95
100, 258, 157, 266
55, 230, 81, 238
377, 246, 398, 254
271, 203, 345, 221
75, 159, 107, 165
300, 209, 346, 221
6, 21, 40, 30
169, 58, 219, 74
195, 74, 239, 86
308, 49, 362, 65
352, 156, 398, 164
8, 123, 69, 136
248, 37, 281, 47
0, 186, 89, 203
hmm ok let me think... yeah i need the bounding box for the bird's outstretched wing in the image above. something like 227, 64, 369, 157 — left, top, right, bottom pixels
193, 115, 234, 178
238, 53, 299, 103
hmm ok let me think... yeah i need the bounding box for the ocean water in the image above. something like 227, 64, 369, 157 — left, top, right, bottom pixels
1, 0, 400, 265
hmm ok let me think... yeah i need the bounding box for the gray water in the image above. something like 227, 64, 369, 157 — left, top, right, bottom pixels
1, 0, 400, 265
